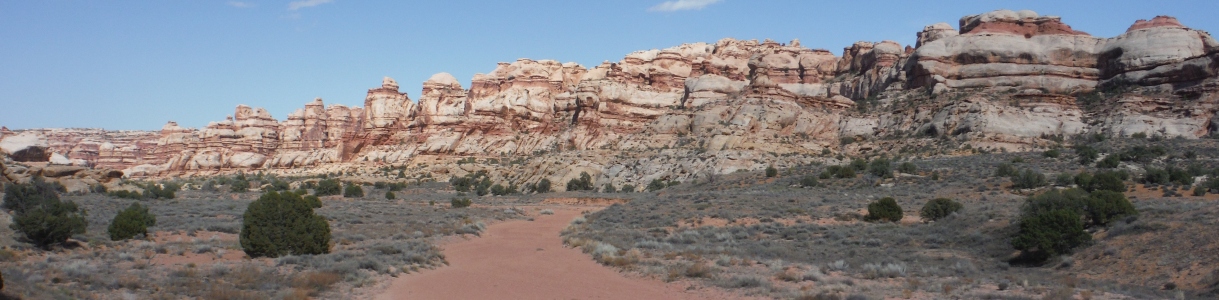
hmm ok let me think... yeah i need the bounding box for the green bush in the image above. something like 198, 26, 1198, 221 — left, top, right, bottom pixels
1043, 148, 1061, 158
230, 180, 251, 193
4, 179, 88, 249
765, 166, 778, 178
536, 179, 552, 193
1092, 171, 1126, 193
1195, 185, 1209, 196
302, 195, 322, 208
343, 183, 364, 198
142, 182, 179, 199
647, 179, 666, 192
239, 191, 331, 258
490, 184, 506, 196
897, 162, 916, 174
450, 198, 472, 208
1084, 190, 1137, 226
1011, 209, 1091, 263
994, 163, 1016, 177
1075, 145, 1098, 165
385, 190, 396, 200
865, 197, 903, 222
314, 179, 341, 196
108, 190, 144, 200
868, 158, 893, 178
621, 184, 635, 193
1096, 155, 1120, 168
1142, 168, 1170, 185
1011, 169, 1047, 189
108, 202, 156, 241
920, 198, 962, 221
799, 175, 819, 188
602, 183, 616, 193
450, 176, 472, 192
566, 172, 594, 191
849, 158, 868, 171
473, 178, 492, 196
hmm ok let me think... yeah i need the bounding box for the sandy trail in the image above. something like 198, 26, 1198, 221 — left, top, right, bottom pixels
375, 206, 736, 300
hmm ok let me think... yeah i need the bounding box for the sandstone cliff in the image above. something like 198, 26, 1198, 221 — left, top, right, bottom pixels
6, 10, 1217, 191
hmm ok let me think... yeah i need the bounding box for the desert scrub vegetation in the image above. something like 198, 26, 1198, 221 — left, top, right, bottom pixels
0, 177, 521, 299
865, 197, 902, 222
919, 198, 961, 221
240, 191, 331, 258
108, 202, 156, 241
1012, 188, 1138, 263
557, 142, 1211, 299
3, 177, 87, 249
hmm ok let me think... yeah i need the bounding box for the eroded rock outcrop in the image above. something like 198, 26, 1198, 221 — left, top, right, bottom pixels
16, 9, 1216, 179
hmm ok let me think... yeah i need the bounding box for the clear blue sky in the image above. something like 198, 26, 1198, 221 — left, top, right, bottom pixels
2, 0, 1216, 130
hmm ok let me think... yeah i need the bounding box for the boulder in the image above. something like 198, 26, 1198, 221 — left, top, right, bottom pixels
0, 132, 50, 162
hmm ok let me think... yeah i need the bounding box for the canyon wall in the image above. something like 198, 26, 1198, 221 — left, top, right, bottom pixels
4, 10, 1218, 188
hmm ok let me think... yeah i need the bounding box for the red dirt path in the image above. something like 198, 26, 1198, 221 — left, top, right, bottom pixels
375, 207, 743, 300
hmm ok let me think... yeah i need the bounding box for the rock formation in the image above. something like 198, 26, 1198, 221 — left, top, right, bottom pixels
5, 10, 1216, 189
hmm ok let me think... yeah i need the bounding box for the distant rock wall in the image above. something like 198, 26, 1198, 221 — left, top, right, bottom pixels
8, 10, 1216, 179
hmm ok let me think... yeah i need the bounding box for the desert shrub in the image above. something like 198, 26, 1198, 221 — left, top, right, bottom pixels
994, 163, 1016, 177
261, 179, 290, 192
302, 195, 322, 208
4, 178, 88, 249
1167, 166, 1193, 186
373, 182, 387, 189
450, 198, 472, 208
1043, 148, 1061, 158
1011, 209, 1090, 263
384, 190, 396, 200
566, 172, 594, 191
1131, 132, 1147, 139
490, 184, 506, 196
1092, 171, 1126, 193
765, 165, 778, 178
142, 182, 179, 199
240, 191, 331, 258
1021, 189, 1089, 218
314, 179, 341, 196
647, 179, 666, 192
1075, 145, 1098, 165
920, 198, 962, 221
1012, 169, 1048, 189
865, 197, 903, 222
1194, 185, 1208, 196
620, 184, 635, 193
1055, 173, 1075, 186
229, 180, 252, 193
108, 190, 144, 200
602, 183, 616, 193
868, 158, 893, 178
897, 162, 916, 174
1085, 190, 1137, 226
473, 178, 492, 196
1096, 154, 1120, 168
450, 176, 472, 192
342, 183, 364, 198
799, 175, 819, 188
825, 165, 856, 179
849, 158, 868, 171
535, 179, 552, 193
108, 202, 157, 241
1142, 168, 1170, 185
1118, 145, 1166, 163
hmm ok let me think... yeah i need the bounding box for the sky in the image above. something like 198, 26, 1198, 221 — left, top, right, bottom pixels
2, 0, 1217, 130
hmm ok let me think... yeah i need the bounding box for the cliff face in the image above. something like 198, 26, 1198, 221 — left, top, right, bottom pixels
5, 10, 1217, 184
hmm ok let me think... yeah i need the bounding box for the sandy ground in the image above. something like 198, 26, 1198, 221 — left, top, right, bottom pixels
374, 206, 744, 300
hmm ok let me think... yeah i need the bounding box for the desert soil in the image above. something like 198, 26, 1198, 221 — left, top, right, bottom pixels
374, 206, 740, 300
